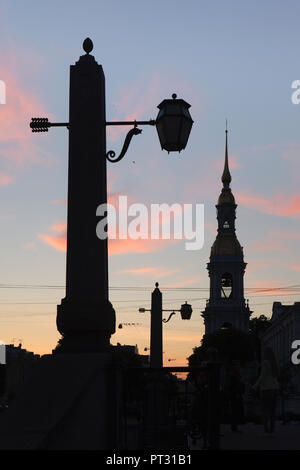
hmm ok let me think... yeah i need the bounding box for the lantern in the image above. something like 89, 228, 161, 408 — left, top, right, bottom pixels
156, 94, 193, 152
180, 301, 192, 320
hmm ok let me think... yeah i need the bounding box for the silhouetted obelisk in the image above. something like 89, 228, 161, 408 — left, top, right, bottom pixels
150, 283, 163, 368
57, 38, 115, 352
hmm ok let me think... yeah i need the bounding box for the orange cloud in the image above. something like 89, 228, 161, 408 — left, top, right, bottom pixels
39, 222, 67, 252
236, 190, 300, 218
108, 238, 170, 256
50, 222, 67, 233
38, 220, 171, 255
39, 234, 66, 252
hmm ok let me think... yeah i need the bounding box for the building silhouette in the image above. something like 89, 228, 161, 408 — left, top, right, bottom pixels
262, 302, 300, 390
202, 130, 251, 334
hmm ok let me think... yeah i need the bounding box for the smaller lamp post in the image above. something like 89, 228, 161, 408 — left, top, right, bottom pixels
139, 283, 192, 368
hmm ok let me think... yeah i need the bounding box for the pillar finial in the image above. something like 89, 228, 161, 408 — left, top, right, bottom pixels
83, 38, 93, 54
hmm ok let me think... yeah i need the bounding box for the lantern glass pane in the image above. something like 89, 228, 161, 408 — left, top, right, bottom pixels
164, 115, 181, 148
166, 104, 181, 114
180, 117, 193, 148
182, 107, 191, 118
156, 119, 166, 148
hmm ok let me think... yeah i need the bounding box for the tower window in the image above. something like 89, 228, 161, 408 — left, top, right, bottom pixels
221, 272, 233, 299
223, 220, 230, 229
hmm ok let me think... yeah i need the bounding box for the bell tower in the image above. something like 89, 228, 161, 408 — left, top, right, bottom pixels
202, 128, 251, 334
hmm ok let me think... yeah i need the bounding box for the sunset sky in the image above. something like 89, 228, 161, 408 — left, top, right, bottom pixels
0, 0, 300, 364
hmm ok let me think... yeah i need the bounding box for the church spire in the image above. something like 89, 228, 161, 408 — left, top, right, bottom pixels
221, 124, 231, 187
218, 124, 235, 207
202, 127, 250, 336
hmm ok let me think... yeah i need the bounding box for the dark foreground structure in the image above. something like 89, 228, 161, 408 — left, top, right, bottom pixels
0, 38, 195, 450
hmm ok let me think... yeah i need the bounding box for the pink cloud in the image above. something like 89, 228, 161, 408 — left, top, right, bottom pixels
272, 229, 300, 241
0, 51, 54, 172
289, 265, 300, 272
22, 242, 36, 250
245, 280, 298, 296
52, 199, 67, 205
106, 70, 196, 145
236, 190, 300, 218
245, 258, 273, 273
0, 172, 13, 186
281, 142, 300, 164
107, 74, 161, 143
248, 238, 284, 253
164, 278, 201, 288
215, 155, 240, 172
117, 267, 179, 277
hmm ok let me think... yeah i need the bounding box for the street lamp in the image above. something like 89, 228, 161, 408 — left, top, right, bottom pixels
29, 38, 193, 353
30, 42, 193, 164
162, 301, 193, 323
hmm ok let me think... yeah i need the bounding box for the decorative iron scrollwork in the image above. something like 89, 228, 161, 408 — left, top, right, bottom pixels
106, 125, 142, 163
162, 311, 176, 323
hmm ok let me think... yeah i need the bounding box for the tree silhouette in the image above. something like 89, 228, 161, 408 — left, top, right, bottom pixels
188, 326, 255, 366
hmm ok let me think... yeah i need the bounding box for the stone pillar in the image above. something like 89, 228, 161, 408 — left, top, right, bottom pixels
56, 39, 115, 352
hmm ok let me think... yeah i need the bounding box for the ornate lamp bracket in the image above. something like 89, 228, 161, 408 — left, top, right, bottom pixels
30, 117, 156, 163
106, 123, 142, 163
162, 311, 176, 323
105, 119, 155, 163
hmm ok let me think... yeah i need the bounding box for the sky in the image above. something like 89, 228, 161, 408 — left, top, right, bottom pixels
0, 0, 300, 365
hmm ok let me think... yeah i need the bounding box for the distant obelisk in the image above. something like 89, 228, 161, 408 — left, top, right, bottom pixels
150, 283, 163, 368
